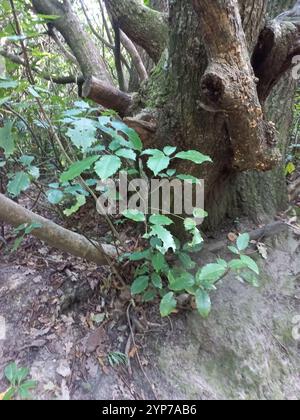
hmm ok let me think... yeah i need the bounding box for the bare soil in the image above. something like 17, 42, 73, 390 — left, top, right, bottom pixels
0, 198, 299, 400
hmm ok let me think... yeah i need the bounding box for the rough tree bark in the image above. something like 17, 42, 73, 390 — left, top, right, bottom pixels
104, 0, 168, 63
26, 0, 299, 233
138, 0, 298, 228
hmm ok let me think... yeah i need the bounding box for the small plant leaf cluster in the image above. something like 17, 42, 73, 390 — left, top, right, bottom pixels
0, 87, 260, 319
1, 362, 37, 400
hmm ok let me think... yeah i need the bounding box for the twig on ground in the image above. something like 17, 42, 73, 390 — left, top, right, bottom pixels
126, 303, 158, 400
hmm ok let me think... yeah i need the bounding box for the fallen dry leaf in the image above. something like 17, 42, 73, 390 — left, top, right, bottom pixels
257, 242, 268, 260
128, 346, 138, 359
228, 232, 238, 242
56, 360, 71, 378
84, 327, 108, 354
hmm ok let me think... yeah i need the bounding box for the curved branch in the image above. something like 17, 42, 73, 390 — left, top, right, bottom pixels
0, 49, 81, 85
253, 20, 300, 101
104, 0, 168, 63
30, 0, 132, 115
82, 76, 132, 116
0, 194, 116, 266
120, 31, 148, 83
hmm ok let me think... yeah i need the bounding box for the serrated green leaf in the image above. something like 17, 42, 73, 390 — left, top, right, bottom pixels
66, 118, 97, 151
228, 259, 247, 271
150, 225, 176, 254
163, 146, 177, 156
149, 214, 173, 226
175, 150, 212, 165
143, 289, 157, 302
60, 156, 99, 182
94, 155, 121, 180
178, 253, 196, 270
166, 169, 176, 177
63, 195, 86, 216
122, 209, 146, 222
5, 363, 18, 385
240, 255, 259, 275
184, 218, 197, 231
237, 233, 250, 252
147, 151, 170, 176
128, 249, 151, 261
8, 172, 30, 197
228, 246, 240, 255
28, 166, 40, 179
19, 155, 34, 166
189, 228, 204, 247
168, 269, 195, 292
3, 387, 15, 400
195, 289, 211, 318
160, 292, 177, 317
151, 252, 166, 272
16, 367, 29, 385
115, 148, 136, 161
141, 149, 161, 156
151, 273, 163, 289
110, 120, 143, 151
196, 263, 228, 286
131, 276, 149, 295
0, 121, 15, 157
46, 189, 64, 205
193, 208, 208, 219
240, 271, 260, 288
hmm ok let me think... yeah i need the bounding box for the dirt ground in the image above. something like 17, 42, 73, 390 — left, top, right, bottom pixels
0, 203, 299, 400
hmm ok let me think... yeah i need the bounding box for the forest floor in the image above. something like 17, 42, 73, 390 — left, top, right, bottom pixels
0, 192, 299, 400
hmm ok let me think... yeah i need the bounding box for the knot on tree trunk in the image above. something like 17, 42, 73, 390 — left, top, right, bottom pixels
193, 0, 283, 173
200, 63, 281, 172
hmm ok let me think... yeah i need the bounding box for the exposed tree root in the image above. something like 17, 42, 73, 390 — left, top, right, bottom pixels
0, 194, 116, 266
206, 221, 289, 254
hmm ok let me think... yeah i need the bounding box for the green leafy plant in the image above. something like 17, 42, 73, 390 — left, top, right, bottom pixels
11, 222, 42, 252
1, 95, 260, 319
33, 112, 260, 318
1, 362, 37, 400
108, 352, 128, 367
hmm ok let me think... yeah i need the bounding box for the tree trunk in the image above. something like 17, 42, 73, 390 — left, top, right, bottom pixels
140, 0, 297, 229
27, 0, 298, 232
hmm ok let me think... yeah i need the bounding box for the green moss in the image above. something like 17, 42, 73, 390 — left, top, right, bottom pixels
141, 50, 175, 109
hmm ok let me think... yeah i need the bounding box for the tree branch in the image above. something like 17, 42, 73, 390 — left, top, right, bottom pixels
120, 31, 148, 83
82, 76, 132, 116
0, 48, 82, 85
31, 0, 132, 115
0, 194, 116, 265
193, 0, 281, 172
253, 20, 300, 102
105, 0, 168, 63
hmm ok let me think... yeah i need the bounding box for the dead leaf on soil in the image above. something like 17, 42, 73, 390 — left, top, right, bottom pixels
128, 346, 138, 359
56, 360, 71, 378
257, 242, 268, 260
84, 327, 108, 354
228, 232, 237, 242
